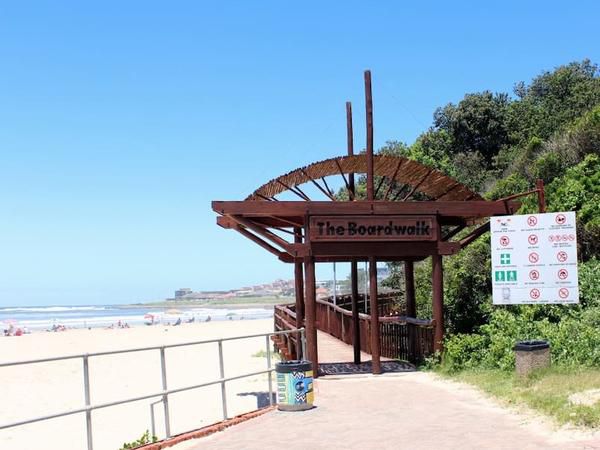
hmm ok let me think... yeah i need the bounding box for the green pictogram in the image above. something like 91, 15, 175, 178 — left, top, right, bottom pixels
495, 271, 506, 282
506, 270, 517, 282
500, 253, 511, 265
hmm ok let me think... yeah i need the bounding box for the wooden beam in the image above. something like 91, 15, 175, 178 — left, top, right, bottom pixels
334, 159, 354, 200
405, 261, 416, 318
275, 179, 311, 201
402, 168, 433, 201
369, 256, 381, 374
350, 259, 361, 364
346, 102, 355, 199
382, 159, 403, 201
432, 253, 444, 353
321, 177, 334, 197
294, 228, 305, 337
304, 256, 319, 376
301, 169, 337, 201
536, 179, 546, 213
459, 222, 490, 249
212, 200, 521, 218
233, 226, 289, 261
365, 70, 374, 201
229, 215, 292, 251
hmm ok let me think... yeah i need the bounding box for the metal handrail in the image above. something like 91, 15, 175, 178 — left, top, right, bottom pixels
0, 327, 306, 450
0, 328, 300, 368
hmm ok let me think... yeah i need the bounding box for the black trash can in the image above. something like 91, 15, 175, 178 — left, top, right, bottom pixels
514, 340, 550, 377
275, 360, 314, 411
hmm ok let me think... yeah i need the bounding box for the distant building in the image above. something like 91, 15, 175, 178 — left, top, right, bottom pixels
174, 288, 192, 298
316, 287, 329, 299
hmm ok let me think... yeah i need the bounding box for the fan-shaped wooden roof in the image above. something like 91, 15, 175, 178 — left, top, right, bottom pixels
246, 154, 482, 202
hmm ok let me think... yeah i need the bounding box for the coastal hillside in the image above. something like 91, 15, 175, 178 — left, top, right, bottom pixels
371, 60, 600, 373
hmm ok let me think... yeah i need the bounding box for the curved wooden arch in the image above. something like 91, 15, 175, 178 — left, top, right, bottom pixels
247, 154, 481, 202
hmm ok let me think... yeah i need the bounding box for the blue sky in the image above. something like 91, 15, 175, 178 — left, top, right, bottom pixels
1, 1, 598, 305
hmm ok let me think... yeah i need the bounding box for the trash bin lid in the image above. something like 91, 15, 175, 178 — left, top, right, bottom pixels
514, 340, 550, 351
275, 360, 312, 373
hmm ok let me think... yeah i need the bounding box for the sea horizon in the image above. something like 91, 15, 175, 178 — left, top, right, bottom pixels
0, 303, 275, 332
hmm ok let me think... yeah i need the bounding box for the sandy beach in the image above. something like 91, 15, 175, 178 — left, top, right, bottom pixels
0, 318, 275, 450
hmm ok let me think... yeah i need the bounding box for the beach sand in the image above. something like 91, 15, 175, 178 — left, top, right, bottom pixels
0, 318, 275, 450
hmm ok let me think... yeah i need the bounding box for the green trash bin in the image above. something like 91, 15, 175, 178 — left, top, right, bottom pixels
275, 360, 314, 411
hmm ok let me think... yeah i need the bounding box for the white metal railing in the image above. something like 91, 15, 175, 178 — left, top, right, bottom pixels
0, 327, 306, 450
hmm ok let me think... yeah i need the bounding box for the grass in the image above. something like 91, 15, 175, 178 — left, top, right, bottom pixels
441, 367, 600, 428
252, 349, 281, 360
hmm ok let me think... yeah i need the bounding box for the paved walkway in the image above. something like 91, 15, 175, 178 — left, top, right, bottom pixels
181, 372, 600, 450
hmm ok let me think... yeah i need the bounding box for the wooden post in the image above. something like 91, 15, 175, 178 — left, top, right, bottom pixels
432, 254, 444, 353
536, 179, 546, 213
404, 260, 416, 318
365, 70, 374, 201
347, 101, 361, 364
350, 260, 361, 364
346, 101, 355, 197
369, 256, 381, 374
304, 256, 319, 376
294, 228, 305, 327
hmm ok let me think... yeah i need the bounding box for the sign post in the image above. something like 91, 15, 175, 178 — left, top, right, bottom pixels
490, 211, 579, 305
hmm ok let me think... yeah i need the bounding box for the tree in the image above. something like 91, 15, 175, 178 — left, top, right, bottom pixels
433, 91, 511, 165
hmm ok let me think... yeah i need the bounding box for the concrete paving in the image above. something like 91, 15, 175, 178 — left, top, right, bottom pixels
183, 372, 600, 450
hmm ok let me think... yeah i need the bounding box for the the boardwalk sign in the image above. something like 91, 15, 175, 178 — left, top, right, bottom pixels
309, 215, 437, 242
491, 211, 579, 304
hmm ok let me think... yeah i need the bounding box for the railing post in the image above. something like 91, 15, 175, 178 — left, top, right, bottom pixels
265, 335, 274, 406
217, 340, 228, 419
159, 347, 171, 438
82, 354, 93, 450
301, 329, 307, 361
150, 402, 157, 439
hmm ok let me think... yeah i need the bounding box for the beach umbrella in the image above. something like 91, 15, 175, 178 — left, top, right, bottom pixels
143, 313, 154, 320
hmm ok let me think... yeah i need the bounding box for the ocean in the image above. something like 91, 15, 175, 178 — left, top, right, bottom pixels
0, 304, 274, 331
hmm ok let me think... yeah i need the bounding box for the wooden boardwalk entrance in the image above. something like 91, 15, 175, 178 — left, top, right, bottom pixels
317, 330, 372, 363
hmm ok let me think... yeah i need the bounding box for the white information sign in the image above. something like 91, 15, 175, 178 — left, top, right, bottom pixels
490, 211, 579, 305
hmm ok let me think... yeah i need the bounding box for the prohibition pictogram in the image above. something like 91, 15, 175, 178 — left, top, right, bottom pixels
528, 234, 538, 245
529, 270, 540, 281
559, 288, 569, 299
556, 214, 567, 225
529, 252, 539, 263
562, 234, 569, 242
527, 216, 537, 227
568, 234, 575, 241
557, 251, 568, 262
558, 269, 568, 280
530, 288, 541, 300
500, 236, 510, 247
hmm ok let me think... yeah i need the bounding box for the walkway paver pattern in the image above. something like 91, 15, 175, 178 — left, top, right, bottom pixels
178, 332, 600, 450
184, 373, 600, 450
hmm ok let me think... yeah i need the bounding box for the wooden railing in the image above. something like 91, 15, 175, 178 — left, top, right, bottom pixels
273, 304, 302, 360
379, 316, 435, 364
274, 293, 434, 364
321, 292, 401, 317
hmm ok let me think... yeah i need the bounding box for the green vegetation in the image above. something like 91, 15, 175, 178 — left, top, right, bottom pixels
441, 368, 600, 427
363, 59, 600, 425
119, 430, 157, 449
252, 349, 281, 360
